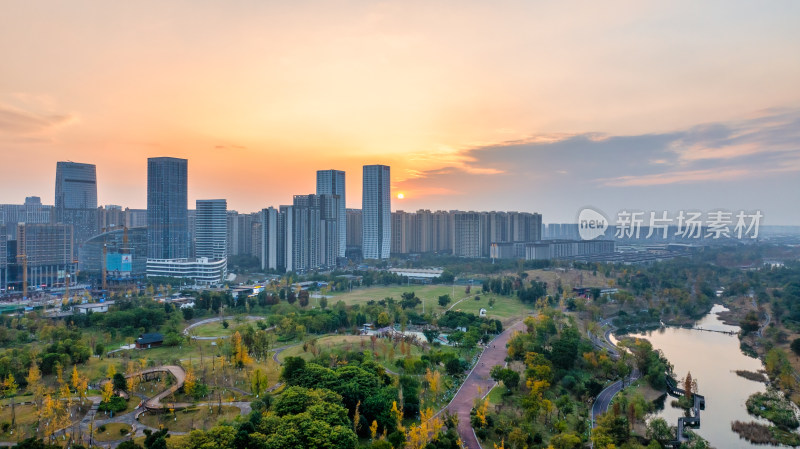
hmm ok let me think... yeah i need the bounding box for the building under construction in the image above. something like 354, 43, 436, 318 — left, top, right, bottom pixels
78, 226, 147, 280
16, 223, 74, 289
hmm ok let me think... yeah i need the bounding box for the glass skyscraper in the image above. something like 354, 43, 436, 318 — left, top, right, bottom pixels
147, 157, 188, 260
55, 161, 98, 257
316, 169, 346, 258
362, 165, 391, 259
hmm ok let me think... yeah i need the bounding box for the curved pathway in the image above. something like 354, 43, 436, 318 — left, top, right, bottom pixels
589, 323, 639, 429
445, 320, 525, 449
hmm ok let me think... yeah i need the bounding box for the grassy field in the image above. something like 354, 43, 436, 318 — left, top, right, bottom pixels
277, 334, 425, 372
93, 422, 131, 442
190, 322, 237, 338
525, 268, 611, 295
0, 403, 53, 442
138, 405, 242, 432
331, 285, 533, 324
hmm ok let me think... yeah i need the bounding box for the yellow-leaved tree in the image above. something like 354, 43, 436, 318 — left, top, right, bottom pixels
184, 367, 197, 398
101, 380, 114, 403
26, 360, 44, 406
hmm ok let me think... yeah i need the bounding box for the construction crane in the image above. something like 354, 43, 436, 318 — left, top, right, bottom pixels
122, 226, 129, 254
64, 271, 70, 303
102, 244, 108, 291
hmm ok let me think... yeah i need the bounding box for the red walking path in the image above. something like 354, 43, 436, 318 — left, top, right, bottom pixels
445, 320, 526, 449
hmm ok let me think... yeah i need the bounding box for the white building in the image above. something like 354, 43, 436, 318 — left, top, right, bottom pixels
146, 257, 227, 285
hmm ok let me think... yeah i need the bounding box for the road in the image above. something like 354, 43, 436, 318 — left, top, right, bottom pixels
446, 320, 525, 449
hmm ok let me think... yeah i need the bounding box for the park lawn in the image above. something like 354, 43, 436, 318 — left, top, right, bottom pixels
277, 334, 424, 373
0, 403, 40, 441
487, 385, 505, 405
525, 268, 611, 295
190, 322, 237, 338
447, 293, 533, 323
138, 405, 242, 432
330, 284, 532, 323
133, 433, 189, 449
330, 285, 458, 310
93, 422, 131, 442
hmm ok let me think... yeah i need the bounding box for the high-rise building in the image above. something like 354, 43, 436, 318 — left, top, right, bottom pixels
346, 209, 362, 248
453, 212, 484, 258
259, 207, 279, 271
195, 200, 227, 260
124, 208, 148, 228
55, 162, 99, 258
0, 211, 6, 292
0, 198, 53, 240
278, 205, 293, 272
292, 195, 321, 272
55, 162, 97, 210
316, 170, 346, 258
97, 205, 125, 232
146, 157, 188, 260
362, 165, 391, 259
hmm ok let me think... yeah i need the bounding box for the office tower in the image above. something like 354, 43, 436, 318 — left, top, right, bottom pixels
146, 157, 188, 260
17, 223, 74, 288
195, 200, 227, 260
362, 165, 391, 259
55, 162, 97, 210
259, 207, 278, 271
55, 162, 99, 257
316, 170, 346, 258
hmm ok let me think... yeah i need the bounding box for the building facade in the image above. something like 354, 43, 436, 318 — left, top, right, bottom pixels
145, 257, 227, 285
55, 162, 99, 258
195, 200, 227, 260
316, 169, 346, 258
362, 165, 391, 259
146, 157, 188, 260
16, 223, 74, 288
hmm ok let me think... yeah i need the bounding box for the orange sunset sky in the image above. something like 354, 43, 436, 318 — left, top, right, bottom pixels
1, 1, 799, 223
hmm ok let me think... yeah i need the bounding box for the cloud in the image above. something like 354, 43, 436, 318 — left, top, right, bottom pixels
0, 103, 77, 135
399, 107, 800, 194
214, 144, 247, 150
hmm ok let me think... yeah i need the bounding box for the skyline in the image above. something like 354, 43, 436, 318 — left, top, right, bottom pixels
1, 1, 799, 223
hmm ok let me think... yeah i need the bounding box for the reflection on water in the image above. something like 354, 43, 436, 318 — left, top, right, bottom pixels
615, 305, 774, 448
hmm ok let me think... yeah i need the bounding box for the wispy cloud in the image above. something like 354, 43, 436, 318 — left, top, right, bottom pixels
0, 102, 77, 136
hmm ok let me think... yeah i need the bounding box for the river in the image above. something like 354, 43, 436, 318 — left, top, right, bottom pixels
612, 304, 774, 448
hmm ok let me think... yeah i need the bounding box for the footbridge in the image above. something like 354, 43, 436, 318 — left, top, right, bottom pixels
665, 376, 705, 447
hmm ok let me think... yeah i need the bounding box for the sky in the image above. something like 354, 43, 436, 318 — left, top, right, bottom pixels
1, 1, 799, 223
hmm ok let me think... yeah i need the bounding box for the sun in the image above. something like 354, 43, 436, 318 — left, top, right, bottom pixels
397, 193, 405, 199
